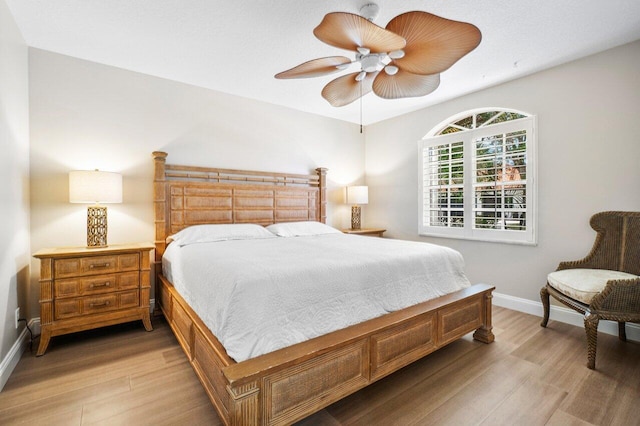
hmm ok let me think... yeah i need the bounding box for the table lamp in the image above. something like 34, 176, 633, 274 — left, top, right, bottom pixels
69, 170, 122, 248
346, 186, 368, 230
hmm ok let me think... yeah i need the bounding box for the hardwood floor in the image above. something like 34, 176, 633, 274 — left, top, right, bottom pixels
1, 307, 638, 425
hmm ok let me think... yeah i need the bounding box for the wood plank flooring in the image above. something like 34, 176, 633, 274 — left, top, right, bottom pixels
1, 307, 638, 425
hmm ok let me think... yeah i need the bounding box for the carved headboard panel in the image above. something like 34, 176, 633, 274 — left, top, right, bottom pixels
152, 151, 327, 262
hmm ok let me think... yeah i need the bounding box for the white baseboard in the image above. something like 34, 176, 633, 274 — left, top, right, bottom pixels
0, 318, 39, 392
30, 318, 41, 336
493, 292, 640, 342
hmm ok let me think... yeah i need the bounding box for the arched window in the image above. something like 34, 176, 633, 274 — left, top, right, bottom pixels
418, 108, 537, 244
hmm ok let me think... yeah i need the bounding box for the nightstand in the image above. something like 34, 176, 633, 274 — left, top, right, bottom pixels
341, 228, 386, 237
33, 242, 154, 356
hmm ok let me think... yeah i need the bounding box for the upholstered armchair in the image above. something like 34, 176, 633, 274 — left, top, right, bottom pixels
540, 211, 640, 369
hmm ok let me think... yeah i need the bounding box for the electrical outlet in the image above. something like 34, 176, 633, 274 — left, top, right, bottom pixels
15, 307, 20, 329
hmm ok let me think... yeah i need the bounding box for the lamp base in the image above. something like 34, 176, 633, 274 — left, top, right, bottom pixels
87, 206, 109, 248
351, 205, 362, 230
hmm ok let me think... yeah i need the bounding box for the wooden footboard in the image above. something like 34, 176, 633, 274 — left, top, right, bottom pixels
159, 275, 494, 425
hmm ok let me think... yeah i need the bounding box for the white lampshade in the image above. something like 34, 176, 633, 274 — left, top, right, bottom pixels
346, 186, 368, 205
69, 170, 122, 204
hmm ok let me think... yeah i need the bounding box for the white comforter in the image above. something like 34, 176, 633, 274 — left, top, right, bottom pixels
162, 233, 470, 362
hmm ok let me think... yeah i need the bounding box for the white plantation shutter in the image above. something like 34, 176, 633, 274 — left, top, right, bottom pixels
422, 137, 465, 229
473, 128, 527, 230
419, 110, 536, 245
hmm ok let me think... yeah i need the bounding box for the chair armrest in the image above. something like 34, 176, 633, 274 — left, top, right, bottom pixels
557, 259, 602, 271
589, 278, 640, 321
556, 256, 619, 270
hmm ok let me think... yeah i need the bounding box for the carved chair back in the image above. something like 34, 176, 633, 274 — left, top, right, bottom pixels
558, 211, 640, 275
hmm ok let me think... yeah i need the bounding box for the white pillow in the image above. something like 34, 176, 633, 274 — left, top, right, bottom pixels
168, 224, 276, 246
266, 221, 342, 237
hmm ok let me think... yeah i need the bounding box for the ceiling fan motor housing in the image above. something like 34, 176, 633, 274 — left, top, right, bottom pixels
359, 53, 384, 72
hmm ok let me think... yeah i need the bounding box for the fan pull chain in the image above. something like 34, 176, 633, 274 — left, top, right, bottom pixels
359, 78, 363, 134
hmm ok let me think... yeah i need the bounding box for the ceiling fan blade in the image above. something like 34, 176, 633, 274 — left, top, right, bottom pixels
275, 56, 352, 79
314, 12, 406, 53
372, 70, 440, 99
321, 71, 377, 107
386, 11, 481, 75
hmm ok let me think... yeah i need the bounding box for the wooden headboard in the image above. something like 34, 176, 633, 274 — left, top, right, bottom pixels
152, 151, 327, 262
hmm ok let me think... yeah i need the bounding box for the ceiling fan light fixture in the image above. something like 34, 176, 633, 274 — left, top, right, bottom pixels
388, 49, 405, 59
355, 71, 367, 82
357, 46, 371, 55
384, 65, 399, 76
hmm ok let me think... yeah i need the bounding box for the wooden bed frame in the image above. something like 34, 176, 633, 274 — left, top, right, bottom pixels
152, 151, 495, 425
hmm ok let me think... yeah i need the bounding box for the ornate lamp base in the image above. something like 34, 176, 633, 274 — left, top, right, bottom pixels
87, 205, 109, 248
351, 205, 362, 230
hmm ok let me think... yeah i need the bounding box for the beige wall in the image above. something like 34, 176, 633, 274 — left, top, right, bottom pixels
0, 0, 30, 365
28, 49, 365, 317
365, 40, 640, 302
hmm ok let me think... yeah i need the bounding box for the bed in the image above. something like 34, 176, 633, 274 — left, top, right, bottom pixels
152, 151, 494, 425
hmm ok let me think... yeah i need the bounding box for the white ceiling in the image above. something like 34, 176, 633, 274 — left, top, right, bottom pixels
6, 0, 640, 125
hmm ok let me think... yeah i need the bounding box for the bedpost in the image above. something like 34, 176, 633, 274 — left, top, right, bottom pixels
316, 167, 327, 224
153, 151, 168, 315
153, 151, 168, 258
473, 290, 495, 343
228, 382, 260, 425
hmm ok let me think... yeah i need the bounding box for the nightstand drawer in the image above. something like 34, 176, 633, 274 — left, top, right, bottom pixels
119, 290, 140, 309
54, 290, 141, 319
83, 294, 119, 315
54, 253, 139, 278
84, 291, 139, 312
54, 299, 82, 319
54, 294, 118, 319
117, 272, 140, 290
54, 272, 140, 298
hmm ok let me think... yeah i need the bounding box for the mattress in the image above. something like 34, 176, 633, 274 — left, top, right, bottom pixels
162, 233, 470, 362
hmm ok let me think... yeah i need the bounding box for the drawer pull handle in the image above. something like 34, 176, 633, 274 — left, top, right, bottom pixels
89, 301, 111, 308
90, 282, 111, 289
89, 263, 110, 269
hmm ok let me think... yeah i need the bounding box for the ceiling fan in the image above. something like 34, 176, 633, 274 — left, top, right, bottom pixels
275, 3, 481, 107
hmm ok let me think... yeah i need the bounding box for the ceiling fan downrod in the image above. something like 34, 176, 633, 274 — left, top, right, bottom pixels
359, 3, 380, 22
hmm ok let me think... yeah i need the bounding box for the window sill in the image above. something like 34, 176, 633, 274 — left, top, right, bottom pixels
418, 230, 538, 246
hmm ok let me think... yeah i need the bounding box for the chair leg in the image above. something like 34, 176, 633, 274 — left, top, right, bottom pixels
540, 286, 550, 327
584, 313, 599, 370
618, 322, 627, 342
